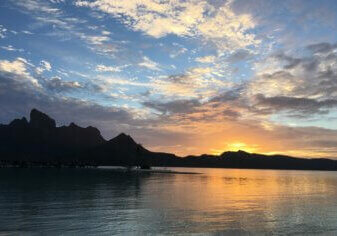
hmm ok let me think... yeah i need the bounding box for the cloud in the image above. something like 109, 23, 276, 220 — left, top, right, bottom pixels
36, 60, 52, 74
75, 0, 203, 37
248, 71, 298, 98
45, 76, 83, 92
254, 94, 337, 116
92, 75, 150, 94
1, 45, 24, 52
16, 0, 126, 61
84, 35, 109, 45
227, 49, 254, 63
210, 88, 242, 103
11, 0, 109, 53
22, 30, 34, 35
0, 57, 40, 87
138, 56, 161, 71
168, 43, 188, 58
15, 0, 61, 14
222, 108, 241, 119
195, 55, 216, 63
49, 0, 65, 3
149, 66, 231, 100
150, 74, 204, 99
231, 0, 337, 51
143, 99, 201, 114
247, 42, 337, 116
0, 25, 8, 38
96, 64, 122, 73
12, 0, 80, 35
75, 0, 259, 52
101, 30, 111, 35
307, 42, 337, 54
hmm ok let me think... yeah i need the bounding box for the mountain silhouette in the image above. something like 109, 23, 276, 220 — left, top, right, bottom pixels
0, 109, 105, 161
84, 133, 149, 166
1, 108, 337, 170
30, 108, 56, 129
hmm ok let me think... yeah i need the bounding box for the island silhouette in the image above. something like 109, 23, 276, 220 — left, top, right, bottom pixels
1, 108, 336, 170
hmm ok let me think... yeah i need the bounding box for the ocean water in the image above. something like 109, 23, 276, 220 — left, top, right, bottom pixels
1, 167, 337, 235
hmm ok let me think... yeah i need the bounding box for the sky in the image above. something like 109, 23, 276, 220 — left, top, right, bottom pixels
0, 0, 337, 158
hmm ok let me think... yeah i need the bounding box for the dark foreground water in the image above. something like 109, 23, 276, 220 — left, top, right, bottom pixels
1, 167, 337, 235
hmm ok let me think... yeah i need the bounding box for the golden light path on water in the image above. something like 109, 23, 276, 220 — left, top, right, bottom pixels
139, 168, 336, 234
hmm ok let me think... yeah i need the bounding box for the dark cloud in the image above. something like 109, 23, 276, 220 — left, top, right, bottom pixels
45, 77, 83, 92
249, 41, 337, 117
227, 49, 254, 63
210, 87, 243, 103
272, 51, 320, 71
273, 52, 303, 69
309, 140, 337, 148
167, 74, 189, 84
307, 42, 337, 54
222, 109, 241, 119
254, 94, 337, 115
143, 99, 201, 114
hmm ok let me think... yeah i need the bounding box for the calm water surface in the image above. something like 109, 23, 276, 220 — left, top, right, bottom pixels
1, 167, 337, 235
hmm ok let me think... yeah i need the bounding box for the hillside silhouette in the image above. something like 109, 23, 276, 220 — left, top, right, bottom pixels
1, 109, 337, 170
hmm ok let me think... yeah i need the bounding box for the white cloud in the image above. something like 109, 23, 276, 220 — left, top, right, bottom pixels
0, 58, 29, 75
195, 55, 216, 63
245, 44, 337, 117
149, 67, 232, 99
46, 76, 83, 92
0, 57, 40, 87
138, 56, 161, 71
0, 25, 7, 38
1, 45, 24, 52
22, 30, 34, 35
75, 0, 259, 52
169, 43, 188, 58
96, 64, 122, 73
13, 0, 86, 41
84, 35, 109, 45
11, 0, 126, 60
101, 30, 111, 35
42, 60, 52, 71
15, 0, 61, 14
36, 60, 52, 74
49, 0, 65, 3
94, 75, 150, 93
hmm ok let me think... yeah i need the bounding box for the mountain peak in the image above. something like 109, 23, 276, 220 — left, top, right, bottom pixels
110, 133, 137, 145
69, 122, 78, 128
116, 132, 129, 138
30, 108, 56, 129
9, 117, 28, 128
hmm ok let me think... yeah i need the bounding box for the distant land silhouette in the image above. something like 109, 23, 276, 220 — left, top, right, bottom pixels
1, 109, 337, 170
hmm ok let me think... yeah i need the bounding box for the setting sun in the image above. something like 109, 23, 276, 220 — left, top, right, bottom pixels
211, 142, 258, 155
227, 142, 258, 153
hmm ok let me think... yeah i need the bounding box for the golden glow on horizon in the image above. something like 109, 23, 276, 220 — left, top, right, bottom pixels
211, 142, 258, 155
146, 114, 337, 159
